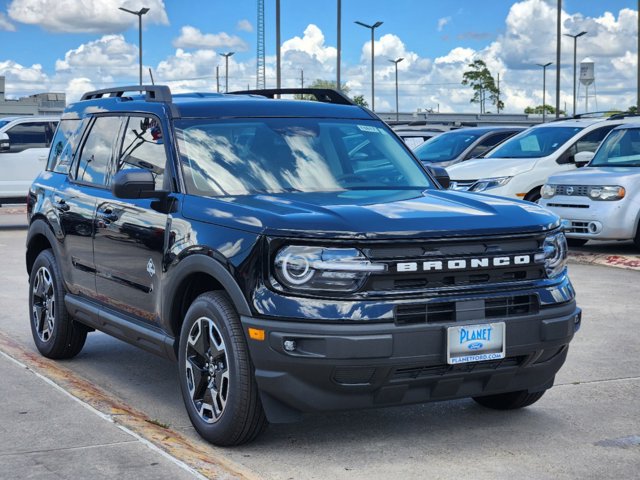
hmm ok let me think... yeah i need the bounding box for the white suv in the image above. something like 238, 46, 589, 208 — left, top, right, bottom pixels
0, 116, 59, 205
445, 117, 635, 202
540, 123, 640, 248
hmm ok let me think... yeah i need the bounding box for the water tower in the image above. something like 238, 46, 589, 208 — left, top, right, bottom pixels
578, 57, 597, 113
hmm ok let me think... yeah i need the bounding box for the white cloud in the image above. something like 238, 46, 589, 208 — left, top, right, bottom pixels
7, 0, 168, 33
0, 60, 49, 97
437, 17, 451, 32
237, 19, 253, 33
0, 12, 16, 31
173, 26, 248, 51
55, 35, 137, 74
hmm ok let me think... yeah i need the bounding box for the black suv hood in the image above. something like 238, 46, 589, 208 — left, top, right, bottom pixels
182, 189, 559, 240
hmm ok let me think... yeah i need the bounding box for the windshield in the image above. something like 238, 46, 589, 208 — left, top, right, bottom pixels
414, 130, 483, 162
590, 128, 640, 167
486, 126, 584, 159
0, 120, 10, 129
175, 118, 433, 196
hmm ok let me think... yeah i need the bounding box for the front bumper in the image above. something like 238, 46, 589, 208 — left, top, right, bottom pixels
540, 196, 638, 241
241, 301, 581, 422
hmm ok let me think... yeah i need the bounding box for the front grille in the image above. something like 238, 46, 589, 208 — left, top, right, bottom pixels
547, 203, 589, 209
567, 221, 590, 233
394, 294, 538, 325
363, 235, 545, 294
393, 356, 525, 380
449, 179, 477, 190
555, 185, 590, 196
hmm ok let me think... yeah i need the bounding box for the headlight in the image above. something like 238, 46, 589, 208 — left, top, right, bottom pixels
587, 185, 625, 201
541, 184, 556, 199
534, 232, 568, 278
274, 246, 386, 293
469, 176, 512, 192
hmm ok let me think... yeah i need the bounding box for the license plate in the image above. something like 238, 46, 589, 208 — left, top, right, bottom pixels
447, 322, 505, 365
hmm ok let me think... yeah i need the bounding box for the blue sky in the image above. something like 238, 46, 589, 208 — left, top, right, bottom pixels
0, 0, 638, 112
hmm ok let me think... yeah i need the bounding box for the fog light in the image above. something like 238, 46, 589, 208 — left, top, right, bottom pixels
283, 339, 297, 352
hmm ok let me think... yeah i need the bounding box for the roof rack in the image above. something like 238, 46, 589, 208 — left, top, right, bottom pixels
81, 85, 172, 103
606, 112, 640, 120
229, 88, 355, 106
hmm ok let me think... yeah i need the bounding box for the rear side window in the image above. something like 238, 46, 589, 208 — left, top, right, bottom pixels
47, 119, 84, 174
5, 121, 55, 152
75, 116, 123, 187
575, 125, 617, 153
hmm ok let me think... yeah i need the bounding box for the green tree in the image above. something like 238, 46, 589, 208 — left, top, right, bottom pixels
628, 105, 637, 114
296, 79, 367, 107
351, 95, 368, 108
461, 60, 504, 114
525, 105, 566, 115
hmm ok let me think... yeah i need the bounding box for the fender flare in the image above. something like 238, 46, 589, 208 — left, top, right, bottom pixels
163, 253, 253, 321
25, 217, 64, 275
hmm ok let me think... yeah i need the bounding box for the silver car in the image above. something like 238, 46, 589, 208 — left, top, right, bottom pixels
540, 123, 640, 248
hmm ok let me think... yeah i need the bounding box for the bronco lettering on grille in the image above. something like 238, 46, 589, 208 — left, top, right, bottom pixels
396, 255, 531, 272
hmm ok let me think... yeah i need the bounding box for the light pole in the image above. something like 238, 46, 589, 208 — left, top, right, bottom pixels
276, 0, 281, 89
564, 31, 587, 117
389, 57, 404, 121
555, 0, 562, 118
119, 6, 150, 86
337, 0, 341, 90
221, 52, 235, 93
537, 62, 553, 123
355, 20, 383, 111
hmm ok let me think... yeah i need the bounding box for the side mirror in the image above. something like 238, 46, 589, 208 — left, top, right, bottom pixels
112, 169, 163, 199
0, 132, 10, 152
574, 151, 595, 166
427, 165, 450, 189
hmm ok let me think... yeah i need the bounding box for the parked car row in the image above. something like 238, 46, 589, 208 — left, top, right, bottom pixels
432, 116, 640, 248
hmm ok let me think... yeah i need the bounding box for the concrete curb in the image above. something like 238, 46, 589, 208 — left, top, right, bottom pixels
0, 331, 263, 480
568, 251, 640, 271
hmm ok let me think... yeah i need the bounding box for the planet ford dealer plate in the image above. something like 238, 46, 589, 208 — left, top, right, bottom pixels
447, 322, 505, 365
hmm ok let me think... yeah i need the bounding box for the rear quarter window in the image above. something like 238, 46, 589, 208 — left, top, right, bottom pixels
47, 119, 85, 174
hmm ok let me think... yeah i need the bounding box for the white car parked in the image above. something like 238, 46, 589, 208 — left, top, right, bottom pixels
0, 116, 59, 205
446, 116, 637, 202
540, 123, 640, 247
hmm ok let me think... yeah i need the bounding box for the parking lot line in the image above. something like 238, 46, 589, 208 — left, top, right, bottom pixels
0, 330, 263, 480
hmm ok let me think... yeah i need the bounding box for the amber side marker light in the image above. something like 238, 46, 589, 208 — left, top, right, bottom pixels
248, 328, 265, 341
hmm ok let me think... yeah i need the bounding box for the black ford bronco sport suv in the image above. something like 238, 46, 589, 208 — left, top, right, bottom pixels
26, 86, 581, 445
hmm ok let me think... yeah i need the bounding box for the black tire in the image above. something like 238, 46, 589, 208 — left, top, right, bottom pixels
473, 389, 546, 410
567, 238, 588, 248
29, 249, 87, 359
634, 220, 640, 250
524, 188, 541, 203
178, 291, 267, 446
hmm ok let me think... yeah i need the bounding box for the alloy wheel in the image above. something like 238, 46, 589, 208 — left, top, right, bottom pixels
32, 266, 55, 342
185, 317, 230, 423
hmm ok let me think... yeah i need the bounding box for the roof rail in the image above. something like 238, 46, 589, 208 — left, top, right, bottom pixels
606, 112, 640, 120
229, 88, 355, 106
80, 85, 172, 103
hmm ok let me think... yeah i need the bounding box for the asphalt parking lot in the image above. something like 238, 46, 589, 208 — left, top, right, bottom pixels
0, 207, 638, 479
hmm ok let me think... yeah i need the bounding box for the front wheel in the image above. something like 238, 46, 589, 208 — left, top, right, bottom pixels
473, 389, 546, 410
178, 291, 267, 446
29, 249, 87, 359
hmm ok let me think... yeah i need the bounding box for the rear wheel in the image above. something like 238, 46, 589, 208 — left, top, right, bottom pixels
178, 291, 267, 446
634, 221, 640, 250
567, 238, 588, 248
473, 389, 546, 410
29, 249, 87, 359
